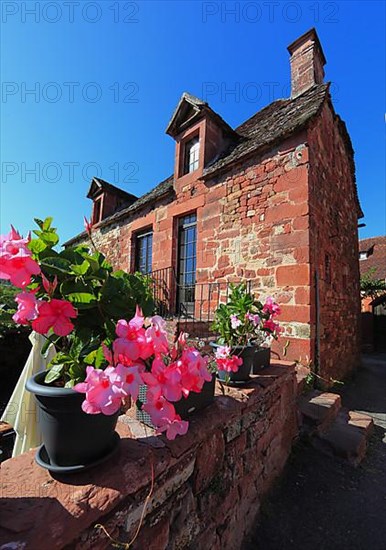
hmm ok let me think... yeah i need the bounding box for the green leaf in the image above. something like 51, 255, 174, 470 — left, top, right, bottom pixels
41, 257, 72, 275
42, 217, 53, 231
67, 292, 97, 309
40, 231, 59, 247
34, 218, 45, 230
44, 363, 64, 384
28, 238, 47, 255
70, 260, 90, 276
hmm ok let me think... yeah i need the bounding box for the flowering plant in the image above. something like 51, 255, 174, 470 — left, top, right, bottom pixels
0, 218, 213, 439
211, 284, 281, 373
0, 217, 154, 385
74, 312, 212, 440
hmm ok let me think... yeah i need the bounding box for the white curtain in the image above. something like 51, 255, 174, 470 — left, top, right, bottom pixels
1, 332, 56, 457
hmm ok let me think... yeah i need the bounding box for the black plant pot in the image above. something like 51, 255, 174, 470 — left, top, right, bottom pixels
26, 371, 119, 472
136, 375, 216, 428
212, 343, 269, 385
251, 347, 271, 374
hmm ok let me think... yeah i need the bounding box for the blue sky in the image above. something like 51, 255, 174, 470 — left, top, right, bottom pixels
1, 0, 385, 243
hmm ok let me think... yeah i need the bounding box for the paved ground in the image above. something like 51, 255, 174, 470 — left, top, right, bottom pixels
244, 354, 386, 550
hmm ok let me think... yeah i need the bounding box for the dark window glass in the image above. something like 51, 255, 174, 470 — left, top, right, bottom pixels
177, 213, 197, 314
93, 199, 102, 223
135, 231, 153, 274
183, 136, 200, 175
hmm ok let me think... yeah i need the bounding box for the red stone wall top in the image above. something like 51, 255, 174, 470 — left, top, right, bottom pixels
0, 362, 297, 550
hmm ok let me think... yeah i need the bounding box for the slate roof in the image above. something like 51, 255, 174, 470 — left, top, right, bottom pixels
65, 175, 174, 245
359, 236, 386, 280
166, 91, 237, 138
87, 177, 138, 202
65, 82, 358, 245
202, 83, 329, 177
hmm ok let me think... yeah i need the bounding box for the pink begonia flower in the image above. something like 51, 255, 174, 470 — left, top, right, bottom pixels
171, 331, 188, 360
157, 415, 189, 440
230, 314, 242, 329
216, 354, 243, 373
0, 227, 40, 288
41, 273, 58, 297
178, 348, 212, 396
142, 357, 183, 402
215, 345, 231, 360
143, 394, 188, 440
113, 337, 141, 364
102, 342, 113, 364
146, 315, 169, 354
31, 298, 78, 336
116, 306, 144, 338
74, 366, 122, 415
263, 318, 282, 336
262, 297, 281, 317
12, 291, 41, 325
110, 362, 144, 402
114, 309, 153, 362
83, 216, 93, 235
246, 312, 260, 326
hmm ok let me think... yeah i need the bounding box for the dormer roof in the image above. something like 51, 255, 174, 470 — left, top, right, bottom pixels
86, 177, 138, 202
165, 92, 237, 139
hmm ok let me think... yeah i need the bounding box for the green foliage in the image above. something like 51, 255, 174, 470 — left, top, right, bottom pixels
360, 268, 386, 299
0, 282, 19, 337
211, 283, 265, 347
21, 217, 155, 385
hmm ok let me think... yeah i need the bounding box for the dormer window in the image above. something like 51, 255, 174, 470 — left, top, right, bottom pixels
93, 197, 102, 224
359, 246, 374, 261
184, 135, 200, 175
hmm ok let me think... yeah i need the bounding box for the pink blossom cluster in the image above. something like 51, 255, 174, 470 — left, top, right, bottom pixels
262, 296, 282, 337
0, 228, 78, 337
214, 345, 243, 373
0, 228, 40, 288
74, 309, 212, 440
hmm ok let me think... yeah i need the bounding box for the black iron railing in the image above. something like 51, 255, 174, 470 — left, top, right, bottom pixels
148, 267, 251, 338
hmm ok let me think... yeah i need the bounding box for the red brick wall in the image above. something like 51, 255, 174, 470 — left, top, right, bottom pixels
307, 102, 361, 383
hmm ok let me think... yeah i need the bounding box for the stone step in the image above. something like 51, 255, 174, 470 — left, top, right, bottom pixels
312, 410, 374, 466
298, 390, 342, 435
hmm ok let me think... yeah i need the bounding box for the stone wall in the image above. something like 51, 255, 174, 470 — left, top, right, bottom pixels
73, 101, 361, 384
77, 133, 313, 366
0, 362, 298, 550
308, 102, 361, 382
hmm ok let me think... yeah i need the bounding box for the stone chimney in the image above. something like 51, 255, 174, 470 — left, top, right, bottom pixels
287, 28, 326, 98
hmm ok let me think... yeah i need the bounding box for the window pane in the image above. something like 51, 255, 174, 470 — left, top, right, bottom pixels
183, 136, 200, 175
135, 232, 153, 274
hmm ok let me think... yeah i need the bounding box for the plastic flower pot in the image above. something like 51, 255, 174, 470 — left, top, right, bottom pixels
26, 371, 119, 473
212, 343, 269, 385
136, 374, 216, 428
251, 347, 271, 374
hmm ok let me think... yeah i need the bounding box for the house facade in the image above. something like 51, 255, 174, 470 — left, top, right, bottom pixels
66, 29, 363, 384
359, 236, 386, 352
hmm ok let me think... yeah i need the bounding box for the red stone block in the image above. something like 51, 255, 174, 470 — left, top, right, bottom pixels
192, 430, 225, 495
276, 264, 310, 286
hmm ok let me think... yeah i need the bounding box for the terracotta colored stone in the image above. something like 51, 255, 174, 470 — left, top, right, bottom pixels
192, 430, 225, 494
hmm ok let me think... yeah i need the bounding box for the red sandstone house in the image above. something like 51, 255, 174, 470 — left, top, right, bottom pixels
359, 236, 386, 352
66, 29, 363, 384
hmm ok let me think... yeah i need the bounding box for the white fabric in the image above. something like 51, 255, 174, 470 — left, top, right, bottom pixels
1, 331, 56, 457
